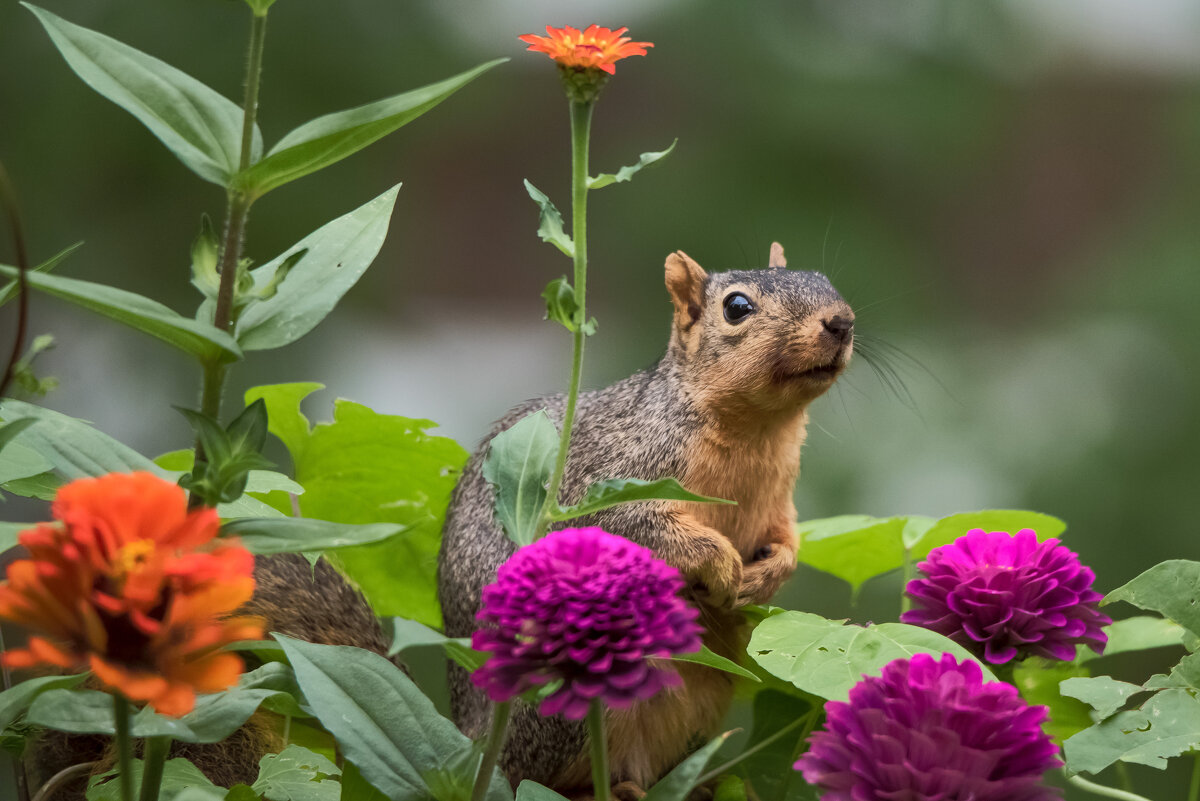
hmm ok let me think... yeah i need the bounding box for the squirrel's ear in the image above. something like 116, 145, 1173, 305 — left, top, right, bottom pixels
665, 251, 708, 331
768, 242, 787, 269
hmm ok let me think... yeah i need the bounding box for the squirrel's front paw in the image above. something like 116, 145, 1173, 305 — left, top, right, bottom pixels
736, 544, 797, 606
688, 536, 743, 609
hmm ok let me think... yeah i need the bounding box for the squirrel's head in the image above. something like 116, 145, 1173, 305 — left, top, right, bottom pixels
665, 242, 853, 416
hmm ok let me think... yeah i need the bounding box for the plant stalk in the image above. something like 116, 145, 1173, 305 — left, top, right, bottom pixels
1190, 753, 1200, 801
138, 736, 172, 801
900, 548, 913, 615
113, 696, 134, 801
1064, 771, 1153, 801
536, 99, 594, 538
469, 701, 511, 801
695, 711, 816, 786
587, 700, 610, 801
0, 161, 30, 401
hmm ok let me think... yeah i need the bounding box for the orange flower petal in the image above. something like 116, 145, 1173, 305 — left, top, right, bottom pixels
519, 24, 652, 74
90, 655, 169, 702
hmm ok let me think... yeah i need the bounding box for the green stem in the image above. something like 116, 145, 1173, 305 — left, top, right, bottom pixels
469, 701, 511, 801
138, 736, 172, 801
587, 700, 610, 801
190, 9, 268, 506
1065, 771, 1153, 801
113, 696, 134, 801
1190, 753, 1200, 801
900, 548, 913, 615
536, 99, 594, 538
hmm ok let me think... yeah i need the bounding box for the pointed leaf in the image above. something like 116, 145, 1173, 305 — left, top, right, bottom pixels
275, 635, 511, 801
482, 410, 559, 546
0, 399, 160, 479
23, 4, 259, 185
386, 617, 486, 672
0, 673, 88, 731
1060, 676, 1144, 720
523, 181, 574, 258
797, 515, 906, 594
237, 60, 505, 197
669, 645, 760, 682
0, 265, 241, 363
87, 757, 221, 801
1077, 616, 1187, 663
587, 140, 677, 190
235, 187, 399, 351
552, 477, 733, 523
0, 242, 83, 308
642, 732, 728, 801
221, 518, 409, 555
1064, 688, 1200, 773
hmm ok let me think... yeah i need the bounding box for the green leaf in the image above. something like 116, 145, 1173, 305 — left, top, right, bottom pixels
748, 611, 995, 702
386, 617, 486, 672
275, 635, 511, 801
0, 399, 159, 478
712, 775, 749, 801
669, 645, 761, 682
1060, 676, 1144, 720
0, 673, 88, 731
222, 518, 409, 555
23, 4, 258, 185
1064, 688, 1200, 773
225, 788, 262, 801
252, 744, 341, 801
0, 242, 82, 308
482, 410, 559, 546
235, 187, 400, 351
1104, 560, 1200, 639
237, 60, 505, 198
642, 733, 729, 801
523, 181, 574, 258
515, 782, 571, 801
552, 477, 734, 523
587, 140, 677, 190
1078, 616, 1186, 663
0, 265, 242, 363
28, 662, 307, 743
87, 757, 221, 801
909, 510, 1066, 561
1012, 657, 1095, 745
0, 420, 54, 485
797, 515, 906, 595
540, 277, 595, 335
340, 762, 390, 801
0, 522, 25, 552
1, 471, 59, 501
245, 0, 278, 15
737, 690, 816, 801
245, 384, 467, 628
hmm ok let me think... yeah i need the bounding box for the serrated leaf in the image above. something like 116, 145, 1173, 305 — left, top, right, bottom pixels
0, 242, 82, 308
275, 636, 512, 801
0, 265, 241, 363
235, 187, 399, 351
669, 645, 760, 682
237, 60, 505, 198
523, 181, 574, 258
1060, 676, 1144, 720
748, 611, 995, 702
23, 4, 259, 185
87, 757, 221, 801
482, 410, 559, 546
222, 518, 408, 555
542, 277, 581, 333
1064, 688, 1200, 773
1104, 560, 1200, 640
252, 744, 341, 801
552, 477, 733, 523
587, 140, 677, 190
642, 732, 728, 801
28, 662, 307, 743
244, 384, 467, 628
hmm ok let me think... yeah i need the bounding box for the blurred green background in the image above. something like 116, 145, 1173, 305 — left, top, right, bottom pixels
2, 0, 1198, 795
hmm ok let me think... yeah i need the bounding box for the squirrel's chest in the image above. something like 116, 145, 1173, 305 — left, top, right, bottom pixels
677, 418, 807, 557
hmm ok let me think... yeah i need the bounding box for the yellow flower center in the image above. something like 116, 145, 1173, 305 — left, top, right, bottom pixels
115, 540, 156, 580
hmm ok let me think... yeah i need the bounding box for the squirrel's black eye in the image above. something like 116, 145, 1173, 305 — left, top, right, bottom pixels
722, 292, 755, 324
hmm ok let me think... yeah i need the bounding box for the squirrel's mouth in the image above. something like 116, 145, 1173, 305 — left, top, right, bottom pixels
773, 359, 844, 384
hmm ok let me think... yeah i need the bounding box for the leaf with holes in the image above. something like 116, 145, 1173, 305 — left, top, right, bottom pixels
1063, 688, 1200, 773
1104, 560, 1200, 640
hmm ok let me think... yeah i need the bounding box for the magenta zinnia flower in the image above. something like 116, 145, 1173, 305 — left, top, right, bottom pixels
901, 529, 1109, 664
471, 527, 702, 719
796, 653, 1062, 800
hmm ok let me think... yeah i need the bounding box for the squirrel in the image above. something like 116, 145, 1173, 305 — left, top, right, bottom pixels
438, 242, 854, 794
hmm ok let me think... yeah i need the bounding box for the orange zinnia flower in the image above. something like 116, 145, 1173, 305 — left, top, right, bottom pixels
519, 25, 652, 75
0, 472, 263, 716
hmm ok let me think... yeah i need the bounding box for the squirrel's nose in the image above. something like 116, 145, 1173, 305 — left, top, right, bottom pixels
823, 315, 854, 342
